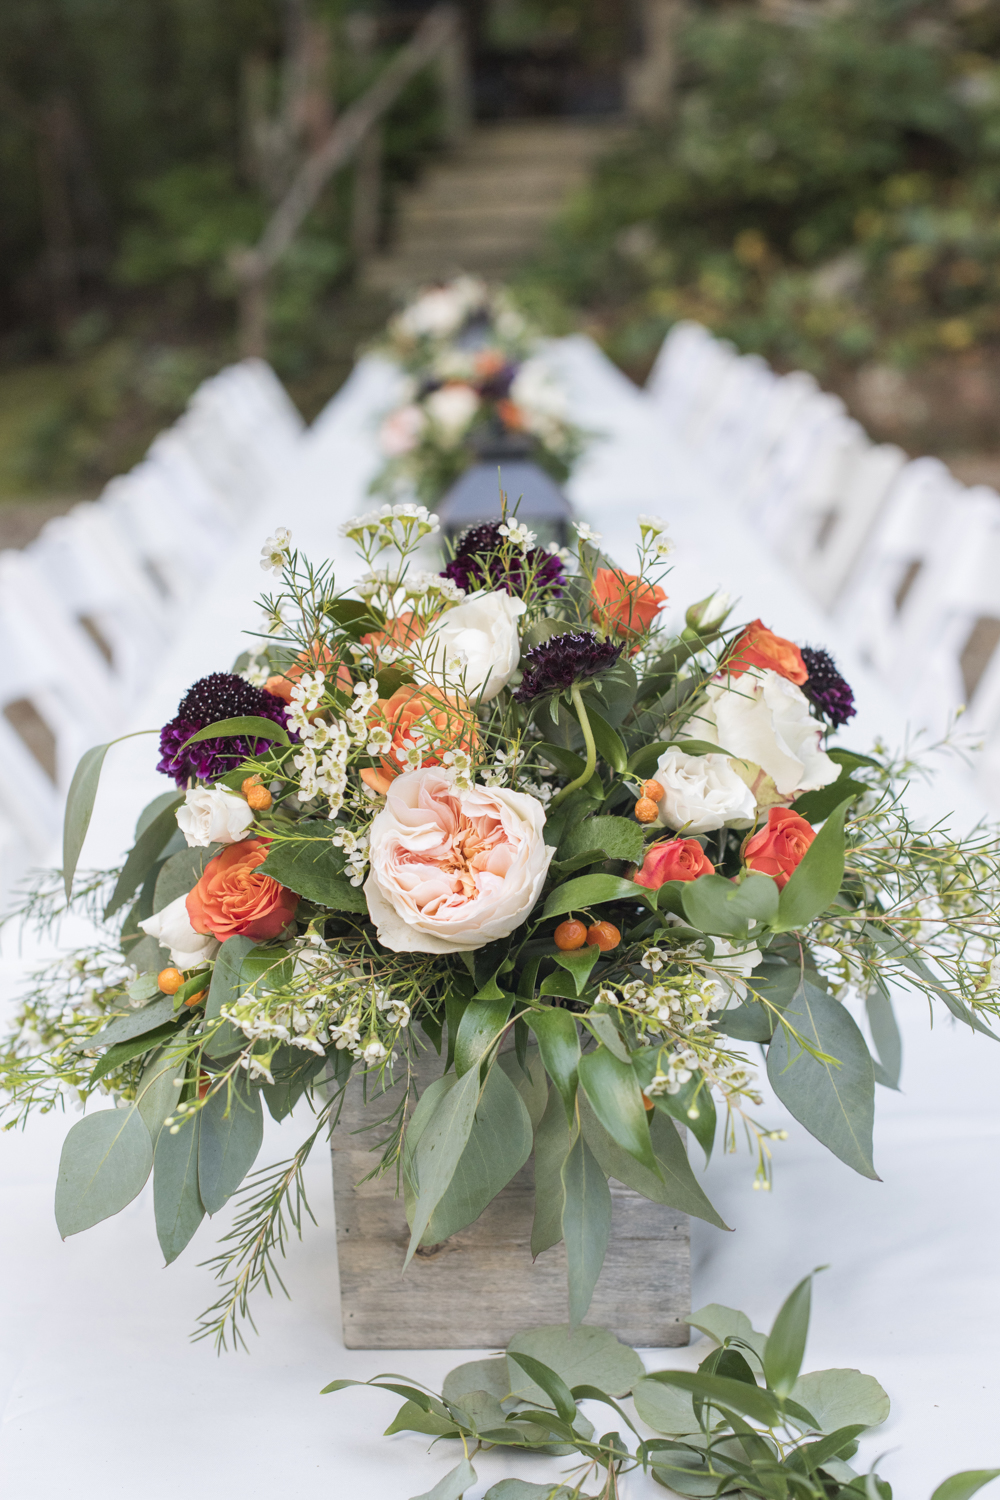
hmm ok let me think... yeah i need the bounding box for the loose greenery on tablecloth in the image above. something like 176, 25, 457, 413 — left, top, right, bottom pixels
324, 1269, 998, 1500
2, 500, 1000, 1348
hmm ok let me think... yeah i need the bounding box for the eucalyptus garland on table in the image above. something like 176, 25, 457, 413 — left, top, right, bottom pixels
371, 275, 586, 505
326, 1270, 999, 1500
3, 505, 999, 1349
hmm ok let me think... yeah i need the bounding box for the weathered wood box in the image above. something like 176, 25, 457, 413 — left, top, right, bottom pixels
331, 1052, 690, 1350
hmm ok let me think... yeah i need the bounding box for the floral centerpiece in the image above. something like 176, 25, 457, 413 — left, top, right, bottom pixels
3, 504, 999, 1349
371, 276, 586, 505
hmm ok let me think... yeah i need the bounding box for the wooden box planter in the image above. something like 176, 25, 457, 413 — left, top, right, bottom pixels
331, 1053, 690, 1350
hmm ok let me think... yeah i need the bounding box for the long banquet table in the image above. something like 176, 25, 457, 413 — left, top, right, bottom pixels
1, 342, 997, 1498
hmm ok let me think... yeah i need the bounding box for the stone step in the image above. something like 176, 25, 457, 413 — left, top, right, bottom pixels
365, 118, 621, 292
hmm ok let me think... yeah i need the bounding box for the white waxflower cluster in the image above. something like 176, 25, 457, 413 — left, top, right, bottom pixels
341, 503, 439, 549
356, 568, 464, 611
260, 527, 293, 577
287, 674, 379, 816
484, 746, 524, 788
597, 971, 760, 1107
637, 515, 674, 559
332, 825, 371, 886
575, 523, 601, 544
440, 746, 475, 791
499, 520, 536, 552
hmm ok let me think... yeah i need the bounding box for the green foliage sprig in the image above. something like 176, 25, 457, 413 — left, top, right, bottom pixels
323, 1271, 999, 1500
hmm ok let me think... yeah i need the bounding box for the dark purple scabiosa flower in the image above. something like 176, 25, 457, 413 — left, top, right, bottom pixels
801, 646, 856, 729
441, 519, 566, 601
157, 672, 293, 787
514, 630, 623, 704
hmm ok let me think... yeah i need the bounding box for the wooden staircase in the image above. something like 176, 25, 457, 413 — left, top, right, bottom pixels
365, 118, 619, 291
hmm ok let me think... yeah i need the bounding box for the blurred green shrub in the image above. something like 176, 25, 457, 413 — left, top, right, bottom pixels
523, 0, 1000, 377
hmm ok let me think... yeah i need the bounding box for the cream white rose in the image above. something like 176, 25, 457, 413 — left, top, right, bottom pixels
139, 894, 219, 969
687, 667, 839, 799
424, 383, 480, 446
176, 786, 255, 848
422, 589, 525, 703
364, 766, 554, 954
650, 749, 756, 834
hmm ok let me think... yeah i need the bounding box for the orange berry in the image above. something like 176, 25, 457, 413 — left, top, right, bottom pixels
641, 1091, 656, 1113
642, 780, 664, 802
157, 967, 184, 995
246, 783, 273, 811
184, 989, 208, 1008
554, 919, 587, 951
586, 921, 621, 952
635, 797, 659, 823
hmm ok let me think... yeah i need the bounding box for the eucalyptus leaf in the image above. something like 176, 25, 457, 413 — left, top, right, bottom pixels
579, 1094, 728, 1228
791, 1369, 890, 1433
442, 1357, 512, 1406
408, 1457, 478, 1500
198, 1072, 264, 1214
526, 1007, 581, 1120
136, 1049, 185, 1149
484, 1484, 580, 1500
632, 1375, 701, 1436
498, 1049, 549, 1130
153, 1114, 205, 1263
405, 1064, 482, 1267
531, 1085, 574, 1257
88, 1022, 183, 1085
54, 1105, 153, 1237
866, 987, 902, 1090
386, 1401, 459, 1437
930, 1472, 1000, 1500
447, 1389, 510, 1435
507, 1323, 644, 1402
577, 1045, 661, 1178
454, 994, 513, 1077
420, 1063, 532, 1244
89, 994, 174, 1049
104, 797, 183, 919
581, 1009, 630, 1062
560, 1130, 612, 1328
764, 1271, 815, 1396
767, 981, 879, 1180
63, 742, 112, 899
154, 847, 215, 914
688, 1303, 767, 1360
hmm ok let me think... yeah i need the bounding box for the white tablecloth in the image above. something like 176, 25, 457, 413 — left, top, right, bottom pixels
1, 341, 997, 1498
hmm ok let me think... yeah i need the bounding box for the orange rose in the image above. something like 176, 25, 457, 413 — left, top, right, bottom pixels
727, 620, 807, 686
591, 568, 666, 647
360, 684, 478, 797
634, 838, 714, 889
474, 349, 506, 378
743, 807, 815, 890
186, 838, 299, 942
265, 641, 352, 704
360, 610, 426, 662
497, 398, 526, 431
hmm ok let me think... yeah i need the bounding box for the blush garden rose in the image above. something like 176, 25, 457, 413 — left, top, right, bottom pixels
364, 766, 554, 954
